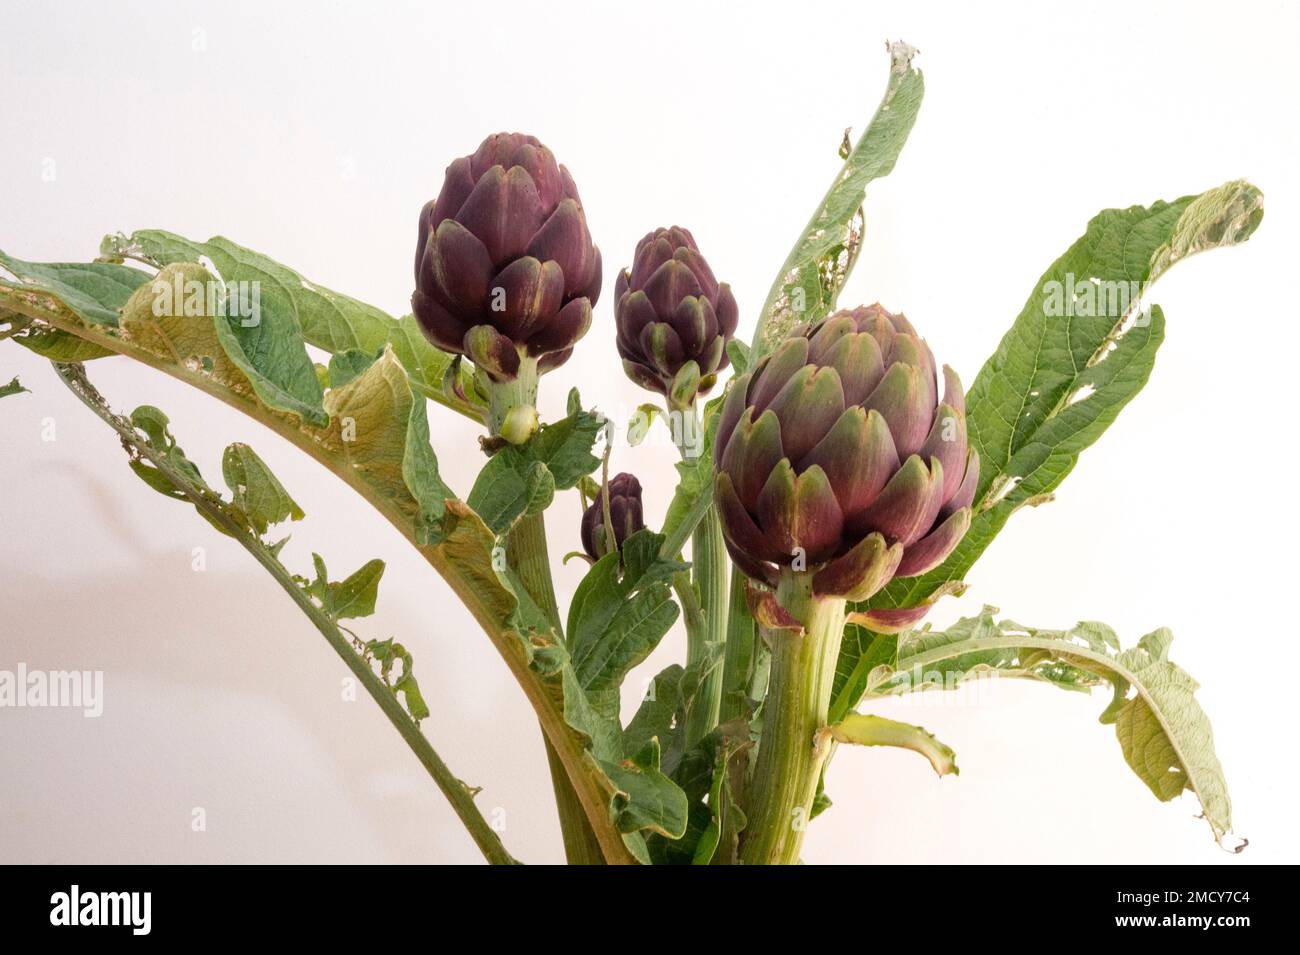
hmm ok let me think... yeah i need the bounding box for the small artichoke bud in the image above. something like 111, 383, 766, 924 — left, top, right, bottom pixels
615, 227, 738, 406
413, 132, 602, 384
580, 473, 645, 560
713, 305, 979, 611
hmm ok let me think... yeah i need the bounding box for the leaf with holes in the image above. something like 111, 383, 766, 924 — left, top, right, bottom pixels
837, 606, 1234, 846
0, 250, 150, 326
363, 637, 430, 723
100, 230, 480, 414
751, 42, 924, 356
300, 553, 386, 621
222, 442, 305, 536
867, 180, 1264, 616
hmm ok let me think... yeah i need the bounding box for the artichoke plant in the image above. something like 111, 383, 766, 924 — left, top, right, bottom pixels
413, 132, 602, 438
580, 472, 645, 560
615, 226, 739, 408
714, 304, 979, 608
0, 38, 1257, 871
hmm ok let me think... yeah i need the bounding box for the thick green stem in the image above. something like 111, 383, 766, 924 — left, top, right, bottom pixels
54, 362, 517, 865
740, 571, 846, 865
490, 359, 607, 864
685, 502, 728, 744
504, 463, 606, 864
542, 738, 606, 865
718, 571, 756, 724
675, 402, 730, 745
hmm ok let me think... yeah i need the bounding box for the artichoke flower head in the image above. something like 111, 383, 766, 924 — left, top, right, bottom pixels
713, 305, 978, 609
413, 132, 602, 385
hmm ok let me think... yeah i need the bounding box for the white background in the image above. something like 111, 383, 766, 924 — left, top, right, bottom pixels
1, 0, 1296, 864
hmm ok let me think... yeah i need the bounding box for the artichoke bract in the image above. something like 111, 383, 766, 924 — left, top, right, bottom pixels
615, 227, 738, 407
580, 473, 645, 560
713, 304, 979, 604
413, 133, 602, 386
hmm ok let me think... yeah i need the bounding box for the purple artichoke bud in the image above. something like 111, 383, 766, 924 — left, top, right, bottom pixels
413, 132, 603, 382
581, 473, 645, 560
615, 226, 739, 405
713, 304, 979, 602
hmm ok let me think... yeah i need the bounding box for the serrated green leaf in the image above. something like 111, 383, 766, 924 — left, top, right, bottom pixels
114, 260, 327, 426
601, 738, 689, 840
100, 231, 482, 415
129, 404, 171, 448
530, 408, 604, 490
221, 442, 305, 535
467, 446, 555, 535
872, 182, 1263, 615
843, 606, 1233, 845
0, 250, 150, 326
567, 531, 686, 702
1109, 630, 1227, 829
752, 42, 924, 355
303, 553, 385, 621
209, 283, 326, 428
128, 405, 208, 490
102, 231, 395, 353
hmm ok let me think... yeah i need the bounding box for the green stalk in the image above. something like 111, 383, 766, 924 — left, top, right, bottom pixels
718, 571, 755, 724
505, 509, 607, 865
54, 362, 517, 866
678, 403, 729, 746
491, 362, 607, 865
685, 503, 728, 743
740, 570, 846, 865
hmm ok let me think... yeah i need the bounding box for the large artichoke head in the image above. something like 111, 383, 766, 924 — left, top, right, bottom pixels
413, 132, 602, 383
615, 227, 738, 407
713, 305, 979, 603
